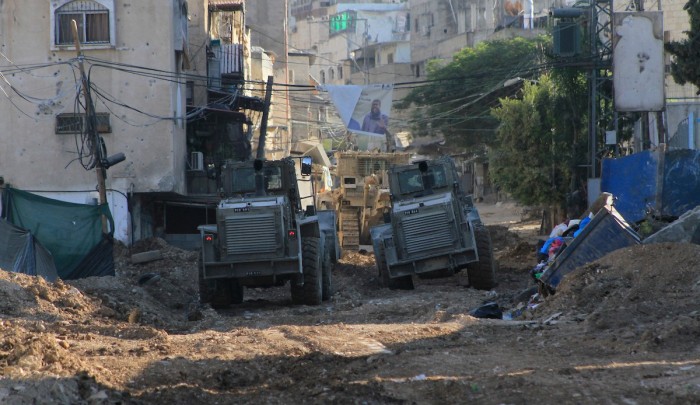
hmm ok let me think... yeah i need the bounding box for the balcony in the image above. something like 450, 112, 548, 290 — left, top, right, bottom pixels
208, 40, 244, 91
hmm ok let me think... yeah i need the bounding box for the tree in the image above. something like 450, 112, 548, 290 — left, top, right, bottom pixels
665, 0, 700, 93
489, 71, 588, 226
396, 37, 548, 151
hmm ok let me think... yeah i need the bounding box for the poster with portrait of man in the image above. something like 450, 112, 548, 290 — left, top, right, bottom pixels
322, 83, 394, 150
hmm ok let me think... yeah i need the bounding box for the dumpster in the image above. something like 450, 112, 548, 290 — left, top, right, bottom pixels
539, 204, 641, 293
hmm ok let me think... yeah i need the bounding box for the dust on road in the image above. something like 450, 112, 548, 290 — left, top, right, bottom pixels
1, 202, 699, 404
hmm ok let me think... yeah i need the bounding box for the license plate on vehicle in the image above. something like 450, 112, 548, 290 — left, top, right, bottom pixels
404, 209, 419, 215
233, 207, 249, 212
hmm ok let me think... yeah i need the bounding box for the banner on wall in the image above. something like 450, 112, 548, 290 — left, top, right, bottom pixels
322, 84, 394, 149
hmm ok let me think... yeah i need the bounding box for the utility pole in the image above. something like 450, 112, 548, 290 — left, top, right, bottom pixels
72, 20, 108, 235
257, 75, 274, 160
362, 19, 369, 85
587, 1, 613, 179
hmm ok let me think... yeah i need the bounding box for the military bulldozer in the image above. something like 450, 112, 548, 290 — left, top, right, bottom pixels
370, 156, 496, 290
197, 156, 339, 306
326, 151, 410, 250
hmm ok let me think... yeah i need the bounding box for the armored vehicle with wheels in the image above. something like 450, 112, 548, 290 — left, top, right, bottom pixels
198, 157, 339, 306
370, 156, 496, 290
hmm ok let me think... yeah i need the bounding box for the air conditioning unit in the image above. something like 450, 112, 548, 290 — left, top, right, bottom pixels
190, 151, 204, 171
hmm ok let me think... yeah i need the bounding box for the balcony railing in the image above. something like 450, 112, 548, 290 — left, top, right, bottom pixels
218, 43, 243, 76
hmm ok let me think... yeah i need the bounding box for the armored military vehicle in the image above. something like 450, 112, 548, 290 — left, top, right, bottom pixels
370, 156, 496, 290
198, 157, 339, 306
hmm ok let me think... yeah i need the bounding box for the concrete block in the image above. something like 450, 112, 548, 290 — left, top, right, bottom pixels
131, 250, 163, 264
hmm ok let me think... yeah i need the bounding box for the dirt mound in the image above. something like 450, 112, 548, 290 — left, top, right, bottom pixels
76, 238, 205, 330
537, 242, 700, 353
1, 216, 699, 403
488, 225, 524, 252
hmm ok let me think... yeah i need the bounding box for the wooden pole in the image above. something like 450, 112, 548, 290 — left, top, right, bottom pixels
72, 20, 108, 234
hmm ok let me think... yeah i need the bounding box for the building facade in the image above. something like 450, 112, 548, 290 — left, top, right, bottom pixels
0, 0, 190, 244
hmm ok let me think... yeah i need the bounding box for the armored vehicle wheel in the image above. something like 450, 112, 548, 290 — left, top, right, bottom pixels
210, 279, 233, 308
197, 252, 212, 304
467, 225, 497, 290
376, 244, 414, 290
230, 279, 244, 304
211, 279, 245, 307
291, 237, 323, 305
391, 275, 414, 290
290, 278, 304, 305
321, 246, 333, 301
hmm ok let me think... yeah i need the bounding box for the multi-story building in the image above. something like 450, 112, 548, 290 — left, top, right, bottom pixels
408, 0, 554, 80
0, 0, 191, 244
290, 2, 412, 149
241, 0, 293, 158
0, 0, 286, 248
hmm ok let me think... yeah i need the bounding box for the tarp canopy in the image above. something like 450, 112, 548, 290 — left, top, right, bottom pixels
601, 149, 700, 223
0, 218, 58, 281
2, 187, 115, 280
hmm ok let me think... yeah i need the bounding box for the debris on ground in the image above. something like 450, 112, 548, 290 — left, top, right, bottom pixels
0, 203, 699, 404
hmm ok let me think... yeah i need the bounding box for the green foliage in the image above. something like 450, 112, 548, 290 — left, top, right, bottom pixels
665, 0, 700, 93
489, 71, 588, 209
397, 37, 548, 150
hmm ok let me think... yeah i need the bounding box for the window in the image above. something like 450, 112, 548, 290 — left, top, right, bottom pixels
337, 66, 343, 79
231, 166, 283, 194
186, 81, 194, 106
56, 112, 111, 134
52, 1, 115, 49
320, 70, 326, 84
398, 169, 424, 194
387, 53, 394, 64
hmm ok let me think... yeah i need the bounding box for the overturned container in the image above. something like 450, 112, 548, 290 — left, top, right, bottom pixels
539, 201, 641, 294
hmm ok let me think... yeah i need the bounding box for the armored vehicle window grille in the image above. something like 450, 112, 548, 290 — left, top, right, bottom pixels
357, 158, 387, 177
224, 213, 278, 254
344, 188, 363, 197
401, 211, 453, 255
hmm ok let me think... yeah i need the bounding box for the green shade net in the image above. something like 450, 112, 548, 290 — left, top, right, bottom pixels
4, 186, 115, 279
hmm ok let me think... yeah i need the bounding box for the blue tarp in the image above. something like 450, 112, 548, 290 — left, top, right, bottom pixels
661, 150, 700, 216
601, 149, 700, 223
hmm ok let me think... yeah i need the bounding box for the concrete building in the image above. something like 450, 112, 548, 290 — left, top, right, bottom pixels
661, 0, 700, 149
289, 2, 412, 149
0, 0, 286, 248
408, 0, 555, 80
0, 0, 190, 245
242, 0, 293, 157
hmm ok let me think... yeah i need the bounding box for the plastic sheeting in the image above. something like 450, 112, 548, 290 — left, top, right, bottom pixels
3, 187, 115, 280
601, 149, 700, 223
0, 218, 59, 281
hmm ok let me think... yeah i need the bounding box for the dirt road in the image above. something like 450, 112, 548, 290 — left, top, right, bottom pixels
1, 201, 699, 404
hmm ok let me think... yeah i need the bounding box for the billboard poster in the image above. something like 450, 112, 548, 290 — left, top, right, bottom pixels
613, 11, 664, 112
322, 83, 394, 150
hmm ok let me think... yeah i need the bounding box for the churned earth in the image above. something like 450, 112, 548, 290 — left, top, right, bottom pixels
1, 200, 699, 404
